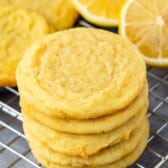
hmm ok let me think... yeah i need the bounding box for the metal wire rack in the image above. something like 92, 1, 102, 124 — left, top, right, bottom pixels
0, 20, 168, 168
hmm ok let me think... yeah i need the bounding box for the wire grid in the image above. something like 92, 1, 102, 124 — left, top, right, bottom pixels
0, 20, 168, 168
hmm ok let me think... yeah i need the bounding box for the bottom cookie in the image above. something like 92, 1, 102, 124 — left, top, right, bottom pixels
26, 118, 149, 167
23, 103, 146, 158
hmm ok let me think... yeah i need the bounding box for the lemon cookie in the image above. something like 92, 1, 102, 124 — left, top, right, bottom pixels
0, 5, 50, 87
17, 28, 146, 119
23, 102, 147, 158
25, 117, 148, 167
0, 0, 78, 30
21, 82, 148, 134
29, 122, 148, 168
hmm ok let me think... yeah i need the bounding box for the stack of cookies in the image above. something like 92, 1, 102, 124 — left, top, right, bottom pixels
16, 28, 149, 168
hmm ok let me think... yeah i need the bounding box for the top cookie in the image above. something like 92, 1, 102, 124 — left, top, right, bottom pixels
0, 0, 78, 30
17, 28, 146, 119
0, 5, 51, 87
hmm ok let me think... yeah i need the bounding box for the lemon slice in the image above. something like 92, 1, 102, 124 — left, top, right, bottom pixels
120, 0, 168, 67
71, 0, 126, 26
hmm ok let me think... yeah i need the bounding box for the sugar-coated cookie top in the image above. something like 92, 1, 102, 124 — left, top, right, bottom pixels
0, 5, 50, 86
17, 28, 146, 119
0, 0, 78, 30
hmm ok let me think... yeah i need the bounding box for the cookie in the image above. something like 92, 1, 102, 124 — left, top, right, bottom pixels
0, 5, 50, 86
24, 117, 148, 167
23, 101, 147, 158
31, 122, 148, 168
0, 0, 78, 30
21, 81, 148, 134
16, 28, 146, 119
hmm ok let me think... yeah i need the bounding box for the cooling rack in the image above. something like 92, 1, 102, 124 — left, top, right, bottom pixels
0, 19, 168, 168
